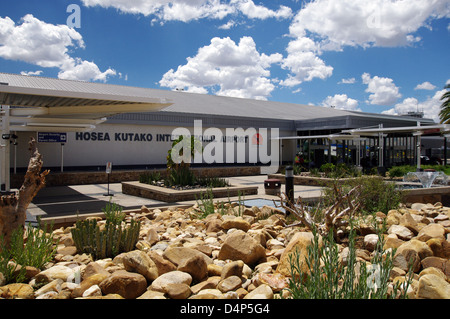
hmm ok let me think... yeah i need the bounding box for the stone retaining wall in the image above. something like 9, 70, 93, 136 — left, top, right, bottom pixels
11, 166, 261, 188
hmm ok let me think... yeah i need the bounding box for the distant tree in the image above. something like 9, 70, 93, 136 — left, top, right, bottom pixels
439, 84, 450, 124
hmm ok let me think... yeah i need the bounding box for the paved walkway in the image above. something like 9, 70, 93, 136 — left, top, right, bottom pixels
26, 175, 324, 225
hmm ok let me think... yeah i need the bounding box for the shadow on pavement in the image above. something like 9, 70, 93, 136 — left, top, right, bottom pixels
32, 186, 112, 217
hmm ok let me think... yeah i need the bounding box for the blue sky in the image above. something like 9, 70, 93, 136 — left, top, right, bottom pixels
0, 0, 449, 122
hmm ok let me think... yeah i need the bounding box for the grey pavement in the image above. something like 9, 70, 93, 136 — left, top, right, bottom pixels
26, 175, 324, 224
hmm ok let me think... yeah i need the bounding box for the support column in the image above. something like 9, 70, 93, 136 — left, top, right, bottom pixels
1, 105, 11, 192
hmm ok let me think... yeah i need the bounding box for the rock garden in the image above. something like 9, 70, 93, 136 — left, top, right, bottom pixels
0, 195, 449, 299
0, 139, 449, 300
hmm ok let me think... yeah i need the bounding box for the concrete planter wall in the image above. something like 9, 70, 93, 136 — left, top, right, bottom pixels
122, 181, 258, 203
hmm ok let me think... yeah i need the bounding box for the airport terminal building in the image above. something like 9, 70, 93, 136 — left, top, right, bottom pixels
1, 72, 448, 189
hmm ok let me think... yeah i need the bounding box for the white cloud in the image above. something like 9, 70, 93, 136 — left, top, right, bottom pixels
0, 15, 84, 68
382, 89, 447, 123
415, 81, 436, 90
20, 70, 43, 76
279, 36, 333, 87
289, 0, 450, 50
0, 14, 116, 82
280, 0, 449, 91
159, 36, 282, 100
362, 72, 401, 106
232, 0, 293, 20
339, 78, 356, 84
322, 94, 361, 111
58, 58, 117, 82
81, 0, 292, 23
218, 20, 236, 30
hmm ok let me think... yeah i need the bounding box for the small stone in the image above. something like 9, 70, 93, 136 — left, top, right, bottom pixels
137, 290, 166, 299
150, 271, 192, 293
417, 224, 445, 242
221, 260, 244, 279
35, 279, 63, 297
196, 289, 223, 298
122, 250, 159, 282
253, 273, 288, 292
57, 246, 77, 256
419, 267, 447, 281
191, 280, 218, 294
177, 254, 208, 282
0, 283, 34, 299
218, 230, 266, 266
163, 247, 212, 267
207, 264, 223, 277
147, 251, 177, 275
421, 256, 450, 278
71, 273, 110, 298
363, 234, 379, 252
387, 225, 414, 241
221, 217, 251, 232
34, 265, 76, 283
417, 274, 450, 299
243, 284, 273, 299
99, 270, 147, 299
82, 262, 110, 280
383, 234, 404, 250
217, 275, 242, 293
82, 284, 102, 298
165, 283, 192, 299
277, 232, 321, 277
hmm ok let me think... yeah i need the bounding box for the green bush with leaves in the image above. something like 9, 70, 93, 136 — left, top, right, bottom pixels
0, 223, 56, 284
139, 171, 162, 184
321, 176, 403, 215
285, 225, 412, 299
387, 165, 416, 178
71, 202, 140, 260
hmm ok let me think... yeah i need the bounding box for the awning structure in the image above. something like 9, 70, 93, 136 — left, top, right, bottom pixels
275, 123, 450, 171
0, 73, 173, 191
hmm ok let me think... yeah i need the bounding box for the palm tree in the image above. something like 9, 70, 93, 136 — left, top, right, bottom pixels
439, 84, 450, 124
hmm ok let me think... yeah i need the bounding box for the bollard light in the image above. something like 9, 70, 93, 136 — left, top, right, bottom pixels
285, 166, 294, 212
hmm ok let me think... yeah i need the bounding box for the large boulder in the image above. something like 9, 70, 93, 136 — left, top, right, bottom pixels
416, 274, 450, 299
99, 270, 147, 299
150, 270, 192, 293
218, 230, 266, 266
221, 217, 251, 232
163, 247, 212, 267
177, 254, 208, 282
417, 224, 445, 242
387, 225, 414, 241
276, 231, 322, 277
122, 250, 159, 282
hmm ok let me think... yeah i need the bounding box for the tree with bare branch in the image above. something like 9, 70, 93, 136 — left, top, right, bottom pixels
0, 137, 49, 250
275, 184, 362, 239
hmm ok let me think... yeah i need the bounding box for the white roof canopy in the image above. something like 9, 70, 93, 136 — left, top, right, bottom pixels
0, 73, 172, 129
0, 73, 172, 191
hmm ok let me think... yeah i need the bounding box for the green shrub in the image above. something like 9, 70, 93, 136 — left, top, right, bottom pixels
0, 223, 56, 283
285, 225, 412, 299
319, 163, 335, 175
195, 188, 216, 219
139, 171, 162, 184
196, 176, 230, 188
71, 202, 141, 259
166, 165, 196, 187
322, 176, 403, 215
387, 166, 416, 178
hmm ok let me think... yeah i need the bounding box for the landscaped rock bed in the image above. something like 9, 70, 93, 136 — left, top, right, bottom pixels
1, 202, 449, 299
